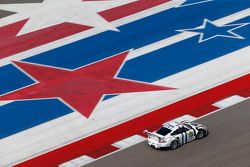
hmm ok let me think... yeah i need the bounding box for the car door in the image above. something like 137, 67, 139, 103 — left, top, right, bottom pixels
184, 125, 196, 142
171, 127, 187, 145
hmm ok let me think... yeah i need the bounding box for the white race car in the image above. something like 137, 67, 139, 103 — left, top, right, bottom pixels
144, 121, 208, 150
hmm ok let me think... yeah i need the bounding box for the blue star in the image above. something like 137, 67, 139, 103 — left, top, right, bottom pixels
177, 19, 249, 43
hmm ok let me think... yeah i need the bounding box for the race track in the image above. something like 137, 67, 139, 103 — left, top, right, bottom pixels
0, 0, 249, 166
85, 99, 250, 167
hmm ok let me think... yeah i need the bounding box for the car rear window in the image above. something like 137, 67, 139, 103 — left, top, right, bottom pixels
156, 127, 171, 136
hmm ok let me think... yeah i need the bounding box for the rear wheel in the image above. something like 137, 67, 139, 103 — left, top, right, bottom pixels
196, 130, 205, 139
170, 140, 178, 150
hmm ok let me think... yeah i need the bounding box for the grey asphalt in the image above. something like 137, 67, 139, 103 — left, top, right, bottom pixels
85, 99, 250, 167
0, 0, 43, 18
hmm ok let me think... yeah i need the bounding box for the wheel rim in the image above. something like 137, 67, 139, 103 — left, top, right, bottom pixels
197, 130, 204, 138
171, 141, 177, 149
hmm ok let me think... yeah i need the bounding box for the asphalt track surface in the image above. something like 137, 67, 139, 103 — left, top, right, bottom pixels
85, 99, 250, 167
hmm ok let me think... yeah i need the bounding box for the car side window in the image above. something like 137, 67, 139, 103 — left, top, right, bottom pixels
184, 124, 192, 129
180, 127, 189, 133
171, 128, 181, 135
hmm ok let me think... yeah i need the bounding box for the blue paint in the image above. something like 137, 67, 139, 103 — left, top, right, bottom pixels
0, 99, 73, 138
179, 0, 214, 7
0, 65, 34, 95
0, 1, 249, 138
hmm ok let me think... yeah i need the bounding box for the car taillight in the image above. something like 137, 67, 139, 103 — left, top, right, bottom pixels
159, 138, 164, 143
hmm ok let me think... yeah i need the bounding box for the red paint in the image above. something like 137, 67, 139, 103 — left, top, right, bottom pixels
99, 0, 172, 22
15, 74, 250, 167
0, 22, 91, 59
190, 105, 219, 117
87, 145, 119, 159
0, 51, 172, 118
0, 0, 171, 59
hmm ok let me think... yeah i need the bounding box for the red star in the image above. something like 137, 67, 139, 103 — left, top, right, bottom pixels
0, 51, 174, 118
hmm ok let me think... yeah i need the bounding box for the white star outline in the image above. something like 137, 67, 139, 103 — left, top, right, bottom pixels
0, 0, 137, 36
176, 0, 214, 8
176, 19, 249, 43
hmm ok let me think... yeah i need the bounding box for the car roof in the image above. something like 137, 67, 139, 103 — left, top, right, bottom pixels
162, 121, 183, 130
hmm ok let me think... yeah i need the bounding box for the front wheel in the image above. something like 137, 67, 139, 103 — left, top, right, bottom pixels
196, 130, 205, 139
170, 140, 178, 150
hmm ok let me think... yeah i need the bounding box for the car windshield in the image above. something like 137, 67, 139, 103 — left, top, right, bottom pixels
156, 127, 171, 136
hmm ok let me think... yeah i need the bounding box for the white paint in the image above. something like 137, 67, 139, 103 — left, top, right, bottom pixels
0, 0, 185, 67
176, 0, 214, 8
0, 100, 13, 106
59, 162, 77, 167
176, 19, 249, 43
213, 95, 246, 108
163, 115, 197, 125
0, 0, 137, 35
1, 45, 249, 167
199, 96, 250, 119
112, 135, 145, 149
59, 155, 94, 167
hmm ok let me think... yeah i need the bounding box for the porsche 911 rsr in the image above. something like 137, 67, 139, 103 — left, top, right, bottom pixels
144, 121, 208, 150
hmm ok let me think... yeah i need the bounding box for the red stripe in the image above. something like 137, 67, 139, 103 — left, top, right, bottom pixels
87, 145, 119, 159
15, 74, 250, 167
0, 0, 171, 59
100, 0, 172, 22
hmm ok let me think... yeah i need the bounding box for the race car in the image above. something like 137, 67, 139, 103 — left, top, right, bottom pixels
144, 120, 208, 150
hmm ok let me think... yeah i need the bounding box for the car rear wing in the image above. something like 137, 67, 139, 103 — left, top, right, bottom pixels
143, 130, 164, 139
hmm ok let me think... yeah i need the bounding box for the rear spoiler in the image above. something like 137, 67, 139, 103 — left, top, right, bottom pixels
143, 130, 164, 139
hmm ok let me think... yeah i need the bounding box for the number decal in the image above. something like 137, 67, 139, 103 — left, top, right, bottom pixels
189, 131, 193, 137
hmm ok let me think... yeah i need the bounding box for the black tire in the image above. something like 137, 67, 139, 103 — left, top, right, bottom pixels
196, 130, 205, 139
170, 140, 178, 150
150, 144, 156, 149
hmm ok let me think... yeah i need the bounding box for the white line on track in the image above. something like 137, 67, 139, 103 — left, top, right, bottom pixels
59, 155, 94, 167
112, 135, 146, 149
212, 95, 247, 109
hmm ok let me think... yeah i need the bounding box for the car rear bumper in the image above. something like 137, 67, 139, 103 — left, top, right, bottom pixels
147, 140, 169, 148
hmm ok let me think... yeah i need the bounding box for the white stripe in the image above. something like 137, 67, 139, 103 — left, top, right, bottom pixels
112, 135, 146, 149
1, 45, 249, 167
199, 96, 250, 119
163, 115, 197, 125
0, 100, 13, 106
0, 0, 185, 67
59, 155, 94, 167
176, 0, 214, 8
59, 162, 77, 167
213, 95, 246, 108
